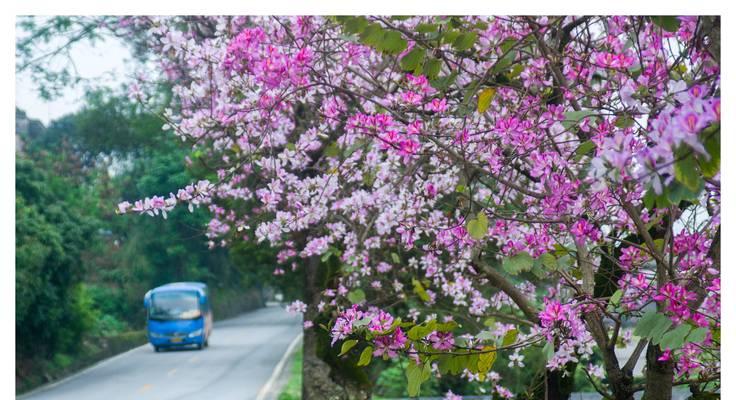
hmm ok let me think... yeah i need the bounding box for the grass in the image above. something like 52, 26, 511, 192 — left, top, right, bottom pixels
277, 347, 303, 400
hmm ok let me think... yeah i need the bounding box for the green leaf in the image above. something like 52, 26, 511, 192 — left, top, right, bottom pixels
343, 16, 369, 34
539, 253, 558, 270
400, 47, 426, 72
339, 339, 358, 356
430, 71, 458, 91
441, 30, 461, 45
575, 140, 595, 161
422, 58, 442, 80
416, 23, 438, 33
652, 238, 666, 253
491, 50, 517, 74
634, 310, 663, 338
553, 244, 570, 256
452, 32, 477, 51
698, 124, 720, 178
499, 38, 517, 53
451, 354, 468, 374
391, 252, 401, 264
643, 189, 656, 210
408, 323, 436, 341
476, 330, 495, 340
477, 87, 497, 114
466, 211, 489, 240
324, 142, 341, 158
650, 16, 681, 32
347, 289, 366, 304
609, 289, 623, 306
477, 346, 496, 374
659, 324, 691, 350
649, 317, 674, 345
357, 346, 373, 366
502, 251, 534, 275
406, 361, 432, 397
436, 320, 458, 332
542, 342, 554, 361
562, 110, 597, 130
674, 154, 701, 192
508, 64, 524, 79
412, 278, 431, 302
406, 361, 422, 397
666, 178, 704, 205
359, 23, 384, 47
687, 327, 708, 344
615, 114, 636, 128
502, 329, 518, 346
378, 30, 407, 54
437, 355, 452, 374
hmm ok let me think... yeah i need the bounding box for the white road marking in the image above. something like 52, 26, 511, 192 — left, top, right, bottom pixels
254, 332, 303, 400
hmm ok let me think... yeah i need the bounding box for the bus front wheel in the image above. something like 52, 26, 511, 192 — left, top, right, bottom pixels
154, 346, 161, 353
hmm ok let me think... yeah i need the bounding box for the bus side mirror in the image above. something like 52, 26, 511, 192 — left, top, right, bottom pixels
199, 295, 206, 305
144, 292, 151, 308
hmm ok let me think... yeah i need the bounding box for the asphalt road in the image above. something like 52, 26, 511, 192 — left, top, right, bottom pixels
20, 305, 302, 400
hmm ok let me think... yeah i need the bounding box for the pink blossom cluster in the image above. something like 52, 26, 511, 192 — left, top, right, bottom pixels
116, 15, 720, 391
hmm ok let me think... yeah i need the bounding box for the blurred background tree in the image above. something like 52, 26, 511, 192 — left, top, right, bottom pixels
15, 87, 301, 393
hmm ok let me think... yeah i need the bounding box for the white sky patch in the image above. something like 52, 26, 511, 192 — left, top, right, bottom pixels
15, 20, 133, 125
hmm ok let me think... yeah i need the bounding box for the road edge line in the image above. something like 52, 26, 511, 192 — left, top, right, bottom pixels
254, 331, 303, 400
16, 343, 150, 399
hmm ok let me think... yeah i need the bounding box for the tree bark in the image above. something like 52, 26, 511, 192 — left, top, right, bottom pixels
642, 343, 674, 400
301, 255, 371, 400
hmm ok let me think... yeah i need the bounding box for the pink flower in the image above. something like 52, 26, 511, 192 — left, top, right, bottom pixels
286, 300, 307, 314
427, 331, 455, 351
368, 310, 394, 332
373, 328, 407, 358
426, 97, 448, 112
569, 219, 601, 244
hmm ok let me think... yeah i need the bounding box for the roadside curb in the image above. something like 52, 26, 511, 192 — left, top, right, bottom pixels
254, 332, 303, 400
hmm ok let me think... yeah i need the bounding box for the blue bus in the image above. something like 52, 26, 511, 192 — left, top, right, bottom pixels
143, 282, 213, 352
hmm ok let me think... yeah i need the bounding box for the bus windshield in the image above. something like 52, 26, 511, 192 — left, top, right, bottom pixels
149, 291, 201, 320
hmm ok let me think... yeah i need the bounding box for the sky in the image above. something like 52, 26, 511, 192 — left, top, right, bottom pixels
15, 25, 133, 125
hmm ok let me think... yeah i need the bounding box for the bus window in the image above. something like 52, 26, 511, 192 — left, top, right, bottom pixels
149, 291, 201, 320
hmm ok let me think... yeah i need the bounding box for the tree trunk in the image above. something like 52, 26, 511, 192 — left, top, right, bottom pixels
546, 367, 575, 400
642, 343, 674, 400
301, 255, 370, 400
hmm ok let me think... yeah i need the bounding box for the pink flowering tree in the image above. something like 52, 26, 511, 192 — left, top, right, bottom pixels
118, 16, 720, 399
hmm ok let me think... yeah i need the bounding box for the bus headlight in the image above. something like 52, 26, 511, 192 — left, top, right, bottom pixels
149, 332, 166, 339
188, 329, 203, 338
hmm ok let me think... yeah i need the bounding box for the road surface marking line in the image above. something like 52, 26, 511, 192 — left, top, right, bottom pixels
167, 368, 177, 377
17, 307, 282, 399
188, 355, 199, 363
138, 383, 153, 393
255, 332, 303, 400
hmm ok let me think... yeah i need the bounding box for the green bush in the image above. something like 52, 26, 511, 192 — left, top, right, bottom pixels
51, 353, 73, 370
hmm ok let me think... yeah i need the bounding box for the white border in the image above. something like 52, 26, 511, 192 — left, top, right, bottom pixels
4, 4, 733, 399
